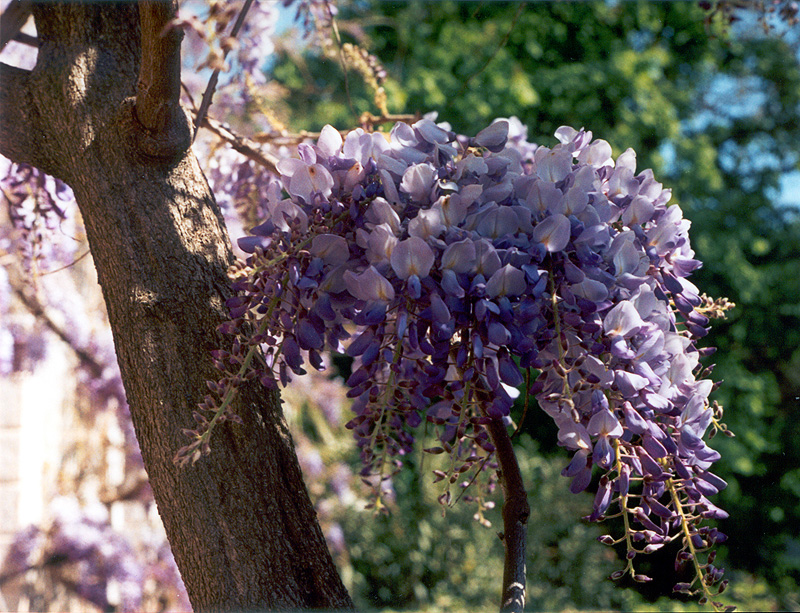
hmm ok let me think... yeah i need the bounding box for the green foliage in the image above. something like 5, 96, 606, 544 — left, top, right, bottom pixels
338, 436, 644, 612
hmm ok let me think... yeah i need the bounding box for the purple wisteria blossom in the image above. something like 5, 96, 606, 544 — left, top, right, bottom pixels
184, 117, 733, 607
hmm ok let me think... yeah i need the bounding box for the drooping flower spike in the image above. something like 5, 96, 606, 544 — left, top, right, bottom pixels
180, 117, 733, 610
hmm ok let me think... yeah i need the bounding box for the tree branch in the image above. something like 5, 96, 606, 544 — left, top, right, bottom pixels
135, 0, 191, 159
201, 115, 280, 175
486, 417, 530, 613
192, 0, 256, 141
0, 62, 35, 165
0, 0, 32, 50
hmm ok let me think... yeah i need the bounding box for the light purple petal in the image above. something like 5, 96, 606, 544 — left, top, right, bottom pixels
532, 213, 571, 252
379, 169, 401, 205
603, 301, 645, 338
287, 163, 334, 203
534, 146, 572, 182
587, 409, 623, 438
366, 197, 401, 233
310, 234, 349, 266
441, 238, 477, 273
400, 163, 436, 203
343, 266, 395, 302
485, 264, 526, 298
571, 278, 608, 302
390, 236, 435, 280
525, 180, 562, 213
408, 208, 445, 239
476, 206, 519, 238
317, 125, 343, 157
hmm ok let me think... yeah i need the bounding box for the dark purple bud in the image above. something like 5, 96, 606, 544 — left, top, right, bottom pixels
282, 337, 303, 371
617, 465, 630, 497
360, 301, 388, 326
347, 329, 375, 357
691, 533, 706, 549
308, 349, 324, 371
472, 334, 484, 359
646, 497, 673, 519
487, 322, 510, 346
642, 434, 668, 459
637, 448, 665, 479
673, 292, 695, 315
685, 321, 709, 338
497, 354, 523, 387
441, 269, 465, 297
430, 292, 451, 324
588, 478, 613, 520
313, 293, 337, 321
297, 320, 324, 350
623, 403, 648, 435
407, 274, 422, 299
673, 460, 692, 480
662, 272, 683, 295
346, 367, 370, 388
634, 508, 664, 535
484, 359, 500, 391
697, 469, 727, 493
569, 465, 592, 494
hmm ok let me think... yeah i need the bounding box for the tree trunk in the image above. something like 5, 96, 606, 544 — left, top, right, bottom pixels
0, 2, 353, 610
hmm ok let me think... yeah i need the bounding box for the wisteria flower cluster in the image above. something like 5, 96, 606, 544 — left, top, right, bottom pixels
1, 161, 74, 273
181, 116, 733, 608
0, 497, 189, 612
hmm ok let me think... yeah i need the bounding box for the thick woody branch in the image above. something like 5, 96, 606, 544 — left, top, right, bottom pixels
135, 0, 190, 159
0, 0, 32, 50
0, 63, 35, 165
486, 417, 530, 613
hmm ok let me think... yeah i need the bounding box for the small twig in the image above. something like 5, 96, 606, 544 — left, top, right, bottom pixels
359, 111, 421, 131
455, 3, 524, 100
8, 268, 105, 379
193, 0, 256, 141
200, 114, 280, 175
326, 2, 357, 121
511, 369, 531, 439
40, 249, 91, 275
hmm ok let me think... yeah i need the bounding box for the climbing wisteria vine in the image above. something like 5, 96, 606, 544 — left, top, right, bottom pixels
178, 116, 734, 610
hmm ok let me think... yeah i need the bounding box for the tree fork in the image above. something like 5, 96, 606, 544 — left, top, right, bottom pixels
0, 2, 352, 610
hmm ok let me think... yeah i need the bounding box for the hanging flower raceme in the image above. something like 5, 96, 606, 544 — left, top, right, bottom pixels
178, 117, 734, 610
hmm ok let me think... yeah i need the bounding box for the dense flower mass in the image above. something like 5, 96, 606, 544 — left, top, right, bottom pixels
182, 117, 732, 607
1, 497, 189, 611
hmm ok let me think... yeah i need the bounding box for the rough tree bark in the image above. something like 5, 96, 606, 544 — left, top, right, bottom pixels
0, 2, 353, 610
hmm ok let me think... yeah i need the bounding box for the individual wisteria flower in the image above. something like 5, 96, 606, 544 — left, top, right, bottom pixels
181, 116, 734, 609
